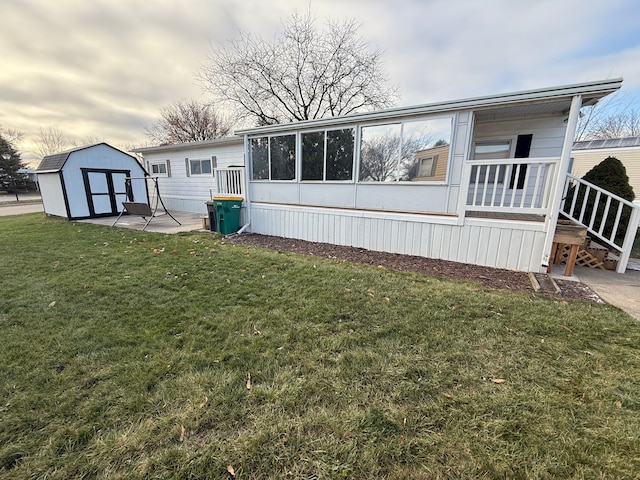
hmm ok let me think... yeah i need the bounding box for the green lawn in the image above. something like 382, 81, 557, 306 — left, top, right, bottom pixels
1, 213, 639, 479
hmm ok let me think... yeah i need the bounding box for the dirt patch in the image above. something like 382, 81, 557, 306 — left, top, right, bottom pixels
230, 233, 602, 302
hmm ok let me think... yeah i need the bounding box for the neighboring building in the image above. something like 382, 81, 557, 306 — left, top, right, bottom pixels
572, 136, 640, 196
36, 143, 147, 220
132, 137, 245, 215
233, 78, 640, 273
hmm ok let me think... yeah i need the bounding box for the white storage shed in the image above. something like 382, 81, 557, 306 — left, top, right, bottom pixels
36, 143, 148, 220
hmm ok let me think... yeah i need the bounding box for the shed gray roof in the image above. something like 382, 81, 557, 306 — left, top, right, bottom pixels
573, 136, 640, 151
36, 142, 137, 172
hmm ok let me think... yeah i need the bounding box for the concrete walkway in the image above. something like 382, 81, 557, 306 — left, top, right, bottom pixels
574, 266, 640, 320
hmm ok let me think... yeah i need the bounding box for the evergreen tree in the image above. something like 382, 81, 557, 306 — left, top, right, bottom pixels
563, 156, 635, 244
0, 134, 29, 193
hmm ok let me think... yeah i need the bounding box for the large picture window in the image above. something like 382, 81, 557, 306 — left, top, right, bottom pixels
359, 117, 452, 182
301, 128, 354, 181
250, 135, 296, 181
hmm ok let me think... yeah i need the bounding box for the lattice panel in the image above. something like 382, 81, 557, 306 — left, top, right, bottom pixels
557, 245, 605, 269
575, 249, 605, 269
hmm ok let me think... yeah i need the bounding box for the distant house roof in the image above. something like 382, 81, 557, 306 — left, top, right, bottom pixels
36, 143, 137, 172
573, 136, 640, 151
131, 136, 243, 154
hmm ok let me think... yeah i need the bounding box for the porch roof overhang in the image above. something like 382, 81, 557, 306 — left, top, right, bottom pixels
235, 78, 622, 136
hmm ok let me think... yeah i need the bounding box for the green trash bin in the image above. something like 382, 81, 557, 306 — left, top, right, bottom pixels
213, 196, 243, 234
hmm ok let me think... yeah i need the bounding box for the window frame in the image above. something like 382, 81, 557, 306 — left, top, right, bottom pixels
188, 158, 213, 176
357, 115, 454, 184
149, 160, 168, 177
301, 127, 355, 182
471, 137, 516, 184
249, 134, 297, 182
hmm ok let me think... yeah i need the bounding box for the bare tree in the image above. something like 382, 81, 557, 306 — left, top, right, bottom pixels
0, 126, 24, 146
576, 93, 640, 141
32, 126, 70, 159
145, 99, 234, 145
198, 12, 398, 126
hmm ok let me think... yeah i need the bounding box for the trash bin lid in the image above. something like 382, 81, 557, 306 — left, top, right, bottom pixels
212, 195, 243, 201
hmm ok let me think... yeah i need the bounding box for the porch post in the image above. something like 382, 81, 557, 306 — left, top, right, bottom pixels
539, 94, 583, 272
616, 202, 640, 273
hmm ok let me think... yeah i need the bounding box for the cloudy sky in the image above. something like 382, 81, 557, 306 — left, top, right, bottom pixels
2, 0, 640, 165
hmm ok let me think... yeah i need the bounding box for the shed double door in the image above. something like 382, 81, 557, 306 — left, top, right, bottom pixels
82, 169, 132, 217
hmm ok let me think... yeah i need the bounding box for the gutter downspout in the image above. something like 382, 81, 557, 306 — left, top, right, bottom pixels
242, 138, 251, 233
540, 94, 583, 272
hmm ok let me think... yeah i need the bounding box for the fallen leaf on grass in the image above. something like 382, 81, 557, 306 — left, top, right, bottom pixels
615, 401, 622, 408
199, 397, 208, 408
246, 373, 252, 390
152, 248, 165, 254
442, 393, 453, 399
384, 297, 390, 302
48, 301, 56, 308
491, 378, 506, 384
559, 325, 573, 333
253, 325, 261, 336
451, 305, 462, 311
227, 465, 236, 477
179, 425, 185, 442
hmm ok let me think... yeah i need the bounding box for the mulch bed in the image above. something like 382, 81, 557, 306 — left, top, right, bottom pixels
230, 233, 601, 302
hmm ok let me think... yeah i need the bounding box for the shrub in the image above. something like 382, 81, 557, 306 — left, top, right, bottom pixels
563, 157, 635, 244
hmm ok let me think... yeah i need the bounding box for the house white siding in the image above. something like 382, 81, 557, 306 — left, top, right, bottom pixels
138, 139, 244, 214
249, 202, 546, 271
235, 79, 622, 272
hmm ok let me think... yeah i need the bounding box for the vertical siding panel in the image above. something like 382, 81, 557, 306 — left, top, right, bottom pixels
476, 226, 491, 267
446, 227, 461, 262
496, 229, 512, 269
419, 223, 430, 257
458, 226, 471, 264
405, 222, 415, 255
486, 228, 501, 268
507, 230, 524, 270
399, 221, 409, 254
431, 225, 443, 259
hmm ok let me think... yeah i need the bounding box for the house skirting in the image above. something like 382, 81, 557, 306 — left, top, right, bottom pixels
247, 202, 547, 272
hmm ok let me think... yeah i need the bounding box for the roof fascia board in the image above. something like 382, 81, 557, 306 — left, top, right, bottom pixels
236, 78, 623, 136
132, 137, 243, 154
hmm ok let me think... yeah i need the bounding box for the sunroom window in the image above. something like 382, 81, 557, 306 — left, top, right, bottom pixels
359, 117, 452, 182
250, 135, 296, 181
301, 128, 354, 181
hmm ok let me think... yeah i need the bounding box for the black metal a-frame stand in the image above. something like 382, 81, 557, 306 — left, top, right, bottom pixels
111, 176, 181, 230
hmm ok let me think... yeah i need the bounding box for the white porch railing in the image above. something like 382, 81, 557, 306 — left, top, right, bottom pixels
465, 157, 559, 214
213, 167, 245, 197
560, 174, 640, 273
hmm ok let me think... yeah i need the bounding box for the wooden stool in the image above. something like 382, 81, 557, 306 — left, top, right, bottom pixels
547, 222, 587, 276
